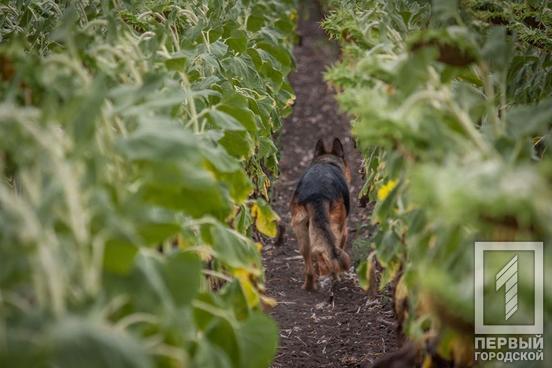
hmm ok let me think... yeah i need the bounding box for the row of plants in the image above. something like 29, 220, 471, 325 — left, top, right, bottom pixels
323, 0, 551, 366
0, 1, 296, 367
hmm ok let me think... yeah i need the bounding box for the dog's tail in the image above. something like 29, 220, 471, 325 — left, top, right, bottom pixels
306, 199, 350, 273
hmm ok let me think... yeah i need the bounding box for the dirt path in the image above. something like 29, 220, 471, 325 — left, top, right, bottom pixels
262, 1, 402, 367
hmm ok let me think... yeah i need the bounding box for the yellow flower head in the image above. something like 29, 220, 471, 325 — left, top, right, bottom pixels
377, 179, 397, 201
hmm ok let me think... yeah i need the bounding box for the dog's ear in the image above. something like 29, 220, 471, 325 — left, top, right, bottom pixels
331, 137, 344, 158
313, 138, 326, 157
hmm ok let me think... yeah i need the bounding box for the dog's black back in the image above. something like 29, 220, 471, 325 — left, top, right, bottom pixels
294, 162, 350, 214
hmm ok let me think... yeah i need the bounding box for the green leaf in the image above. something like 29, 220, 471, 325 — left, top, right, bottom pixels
163, 252, 202, 306
237, 312, 278, 368
227, 29, 248, 53
117, 122, 200, 162
141, 161, 215, 190
164, 56, 187, 71
256, 41, 292, 69
133, 252, 172, 307
193, 293, 220, 331
376, 230, 401, 267
247, 15, 265, 32
200, 143, 242, 173
103, 240, 138, 275
69, 76, 107, 144
275, 17, 294, 34
356, 260, 369, 290
217, 170, 253, 203
219, 130, 254, 158
137, 222, 180, 245
208, 223, 260, 271
51, 318, 153, 368
431, 0, 458, 23
206, 319, 240, 367
379, 260, 401, 290
506, 97, 552, 138
399, 47, 436, 95
218, 105, 258, 133
207, 109, 247, 131
219, 280, 249, 321
139, 179, 230, 219
193, 340, 232, 368
234, 204, 253, 235
356, 252, 377, 292
258, 136, 278, 159
482, 27, 513, 73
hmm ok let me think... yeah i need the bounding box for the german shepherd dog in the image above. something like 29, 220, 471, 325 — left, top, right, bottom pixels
290, 138, 352, 291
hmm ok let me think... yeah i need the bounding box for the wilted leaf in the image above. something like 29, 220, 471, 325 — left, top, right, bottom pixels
233, 268, 260, 308
251, 199, 280, 238
357, 252, 377, 293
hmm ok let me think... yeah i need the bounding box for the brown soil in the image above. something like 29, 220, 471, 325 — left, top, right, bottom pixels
262, 1, 402, 367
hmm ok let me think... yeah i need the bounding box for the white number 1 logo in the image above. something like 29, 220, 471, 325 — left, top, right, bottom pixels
496, 255, 518, 320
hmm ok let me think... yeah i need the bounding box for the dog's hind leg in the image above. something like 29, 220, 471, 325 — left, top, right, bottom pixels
291, 205, 315, 290
297, 223, 314, 290
329, 200, 347, 250
329, 199, 350, 276
339, 224, 348, 250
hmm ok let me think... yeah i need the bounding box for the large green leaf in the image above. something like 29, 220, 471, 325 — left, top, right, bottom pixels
236, 312, 278, 368
206, 319, 241, 367
103, 240, 139, 275
50, 318, 153, 368
506, 97, 552, 138
117, 123, 200, 163
207, 223, 260, 271
227, 29, 248, 53
192, 340, 233, 368
163, 252, 202, 306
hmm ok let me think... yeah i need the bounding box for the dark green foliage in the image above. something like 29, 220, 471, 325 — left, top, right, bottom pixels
323, 0, 551, 364
0, 1, 296, 367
